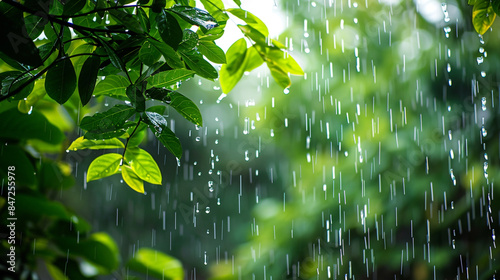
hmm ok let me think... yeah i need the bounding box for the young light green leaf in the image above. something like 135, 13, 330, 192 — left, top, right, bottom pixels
265, 49, 304, 75
237, 24, 267, 46
45, 58, 77, 104
78, 55, 101, 106
145, 111, 182, 158
472, 0, 496, 34
122, 165, 145, 193
227, 8, 269, 36
127, 248, 184, 280
219, 38, 247, 93
147, 69, 195, 88
125, 147, 162, 185
233, 0, 242, 6
109, 9, 144, 34
94, 75, 130, 98
147, 38, 184, 69
68, 136, 124, 151
168, 6, 218, 31
157, 10, 183, 50
87, 153, 122, 182
198, 40, 226, 64
244, 46, 264, 72
127, 123, 148, 147
179, 49, 218, 80
80, 104, 135, 134
200, 0, 229, 22
266, 61, 291, 89
145, 88, 203, 126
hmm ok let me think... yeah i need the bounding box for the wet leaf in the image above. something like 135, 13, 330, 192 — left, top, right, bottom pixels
157, 10, 183, 50
24, 15, 46, 40
78, 55, 101, 106
179, 49, 218, 80
145, 111, 182, 158
200, 0, 228, 22
80, 104, 135, 134
45, 58, 77, 104
125, 147, 162, 185
126, 84, 146, 112
237, 24, 267, 46
266, 61, 291, 89
62, 0, 86, 15
94, 75, 130, 98
87, 153, 122, 182
137, 8, 150, 32
219, 38, 247, 93
147, 69, 195, 88
147, 38, 184, 69
169, 6, 218, 31
122, 165, 145, 193
198, 40, 226, 64
127, 248, 184, 280
179, 29, 199, 51
68, 136, 124, 151
227, 8, 269, 36
146, 88, 202, 126
127, 123, 148, 147
0, 71, 35, 100
244, 46, 264, 72
96, 37, 127, 74
0, 108, 63, 144
472, 0, 496, 34
265, 49, 304, 75
109, 9, 145, 34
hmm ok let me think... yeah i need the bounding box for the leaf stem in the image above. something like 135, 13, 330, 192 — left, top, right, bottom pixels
122, 118, 142, 161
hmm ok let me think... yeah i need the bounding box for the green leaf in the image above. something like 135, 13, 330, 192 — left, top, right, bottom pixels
152, 0, 167, 13
0, 145, 36, 187
198, 40, 226, 64
147, 38, 184, 69
147, 69, 195, 88
24, 15, 46, 40
157, 10, 183, 50
94, 75, 130, 98
122, 165, 145, 193
179, 29, 199, 51
0, 108, 63, 144
127, 123, 148, 147
492, 0, 500, 14
468, 0, 477, 5
179, 49, 218, 80
62, 0, 86, 15
139, 41, 162, 66
200, 0, 228, 22
68, 136, 125, 151
45, 58, 77, 104
265, 49, 304, 75
168, 6, 218, 32
85, 130, 127, 140
126, 84, 146, 112
244, 46, 264, 72
16, 194, 72, 220
0, 71, 35, 100
227, 8, 269, 36
109, 9, 145, 34
137, 62, 164, 83
145, 111, 182, 158
137, 7, 151, 32
125, 147, 162, 185
127, 248, 184, 280
0, 2, 43, 67
237, 24, 267, 46
266, 61, 291, 89
96, 37, 128, 74
472, 0, 496, 34
80, 104, 136, 134
146, 88, 203, 126
219, 38, 247, 93
38, 160, 75, 191
233, 0, 242, 6
87, 153, 122, 181
78, 55, 101, 106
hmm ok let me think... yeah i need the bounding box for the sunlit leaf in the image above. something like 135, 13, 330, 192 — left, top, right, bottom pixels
219, 38, 247, 93
233, 0, 241, 6
265, 49, 304, 75
237, 24, 267, 46
179, 29, 199, 51
179, 49, 218, 80
125, 147, 162, 185
122, 165, 145, 193
198, 40, 226, 64
68, 136, 124, 151
94, 75, 130, 98
244, 46, 264, 72
145, 111, 182, 158
45, 58, 77, 104
200, 0, 228, 22
80, 104, 135, 134
472, 0, 496, 34
147, 69, 195, 88
157, 10, 183, 50
146, 88, 203, 126
168, 6, 218, 31
78, 55, 101, 106
87, 153, 122, 182
227, 8, 269, 36
127, 248, 184, 280
0, 108, 63, 144
127, 123, 148, 147
266, 61, 291, 89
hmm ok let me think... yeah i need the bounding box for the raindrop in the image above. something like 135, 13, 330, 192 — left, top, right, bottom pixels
481, 71, 486, 77
477, 56, 484, 64
481, 126, 487, 137
482, 97, 487, 111
205, 207, 210, 214
195, 136, 201, 142
284, 88, 290, 94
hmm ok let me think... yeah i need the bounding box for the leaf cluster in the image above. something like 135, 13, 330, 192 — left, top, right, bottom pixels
469, 0, 500, 34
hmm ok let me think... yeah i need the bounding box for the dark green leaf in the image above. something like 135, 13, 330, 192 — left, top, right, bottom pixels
152, 0, 167, 13
24, 15, 47, 40
147, 38, 184, 69
145, 111, 182, 158
146, 105, 167, 114
227, 8, 269, 36
0, 2, 43, 67
94, 75, 130, 98
62, 0, 86, 15
0, 71, 34, 100
198, 40, 226, 64
72, 13, 101, 29
16, 194, 71, 220
266, 61, 291, 89
126, 84, 146, 112
147, 69, 195, 88
109, 9, 145, 34
45, 58, 77, 104
146, 88, 203, 126
96, 37, 128, 74
137, 7, 151, 32
169, 6, 218, 32
472, 0, 496, 34
80, 104, 136, 134
0, 145, 36, 187
127, 248, 184, 280
0, 108, 63, 144
157, 10, 183, 50
219, 38, 247, 93
491, 0, 500, 15
137, 62, 164, 83
139, 41, 162, 66
38, 160, 75, 191
179, 29, 199, 51
78, 55, 101, 106
179, 49, 218, 80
